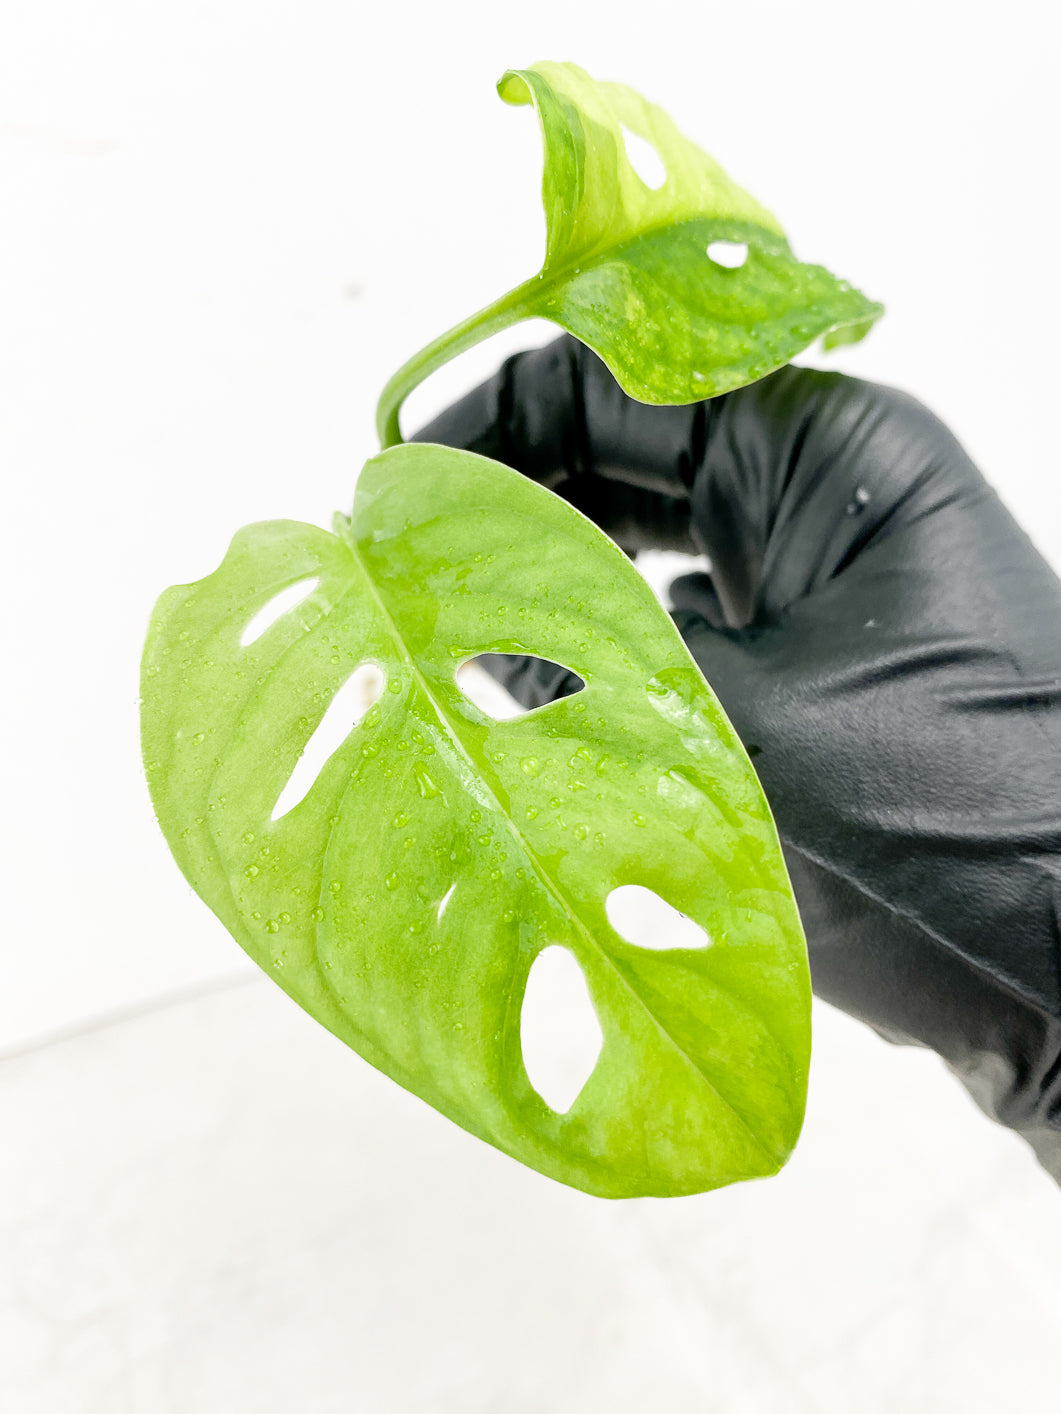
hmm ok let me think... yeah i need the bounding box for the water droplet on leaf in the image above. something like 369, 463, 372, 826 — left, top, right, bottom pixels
415, 766, 439, 798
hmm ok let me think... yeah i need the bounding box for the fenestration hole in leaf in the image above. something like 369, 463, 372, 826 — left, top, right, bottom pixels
270, 663, 385, 821
521, 946, 603, 1114
620, 124, 667, 190
605, 884, 711, 950
706, 240, 749, 269
456, 654, 585, 720
240, 577, 320, 647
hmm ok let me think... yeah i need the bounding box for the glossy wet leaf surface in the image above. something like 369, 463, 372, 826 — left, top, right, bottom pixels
142, 444, 810, 1197
377, 62, 883, 443
499, 61, 883, 401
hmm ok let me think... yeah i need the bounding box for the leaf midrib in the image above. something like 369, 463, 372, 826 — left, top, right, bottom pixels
338, 523, 782, 1167
537, 211, 787, 295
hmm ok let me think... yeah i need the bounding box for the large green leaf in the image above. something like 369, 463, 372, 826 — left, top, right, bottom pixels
377, 61, 882, 443
142, 443, 810, 1198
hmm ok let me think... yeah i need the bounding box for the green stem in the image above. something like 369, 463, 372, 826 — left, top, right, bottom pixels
375, 277, 543, 448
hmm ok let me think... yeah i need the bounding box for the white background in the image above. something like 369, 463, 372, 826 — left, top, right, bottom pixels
2, 1, 1060, 1410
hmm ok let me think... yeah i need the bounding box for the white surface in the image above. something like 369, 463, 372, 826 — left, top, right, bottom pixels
2, 2, 1059, 1407
3, 984, 1060, 1414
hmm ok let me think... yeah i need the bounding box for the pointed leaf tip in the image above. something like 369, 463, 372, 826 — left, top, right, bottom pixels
142, 443, 810, 1198
497, 60, 883, 401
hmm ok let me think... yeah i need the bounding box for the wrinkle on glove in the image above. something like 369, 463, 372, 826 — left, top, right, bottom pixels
415, 335, 1061, 1181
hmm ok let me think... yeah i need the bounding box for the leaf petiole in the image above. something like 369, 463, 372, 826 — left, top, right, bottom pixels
376, 275, 545, 447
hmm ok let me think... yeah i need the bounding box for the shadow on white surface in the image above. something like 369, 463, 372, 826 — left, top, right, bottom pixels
2, 983, 1059, 1414
3, 5, 1060, 1409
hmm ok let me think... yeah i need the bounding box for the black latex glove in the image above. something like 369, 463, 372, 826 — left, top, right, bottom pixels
414, 334, 1061, 1182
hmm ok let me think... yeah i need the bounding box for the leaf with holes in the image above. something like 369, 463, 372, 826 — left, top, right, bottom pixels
142, 443, 810, 1198
377, 60, 883, 442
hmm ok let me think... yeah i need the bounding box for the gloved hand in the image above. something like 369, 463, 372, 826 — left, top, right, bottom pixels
414, 334, 1061, 1182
